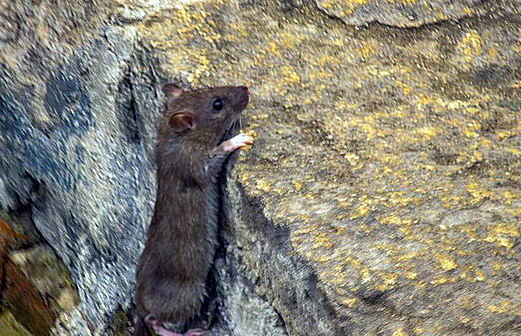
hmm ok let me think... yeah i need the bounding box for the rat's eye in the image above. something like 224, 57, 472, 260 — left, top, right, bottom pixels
212, 98, 224, 111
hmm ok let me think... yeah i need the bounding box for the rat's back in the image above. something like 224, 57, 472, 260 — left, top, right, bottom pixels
136, 183, 218, 322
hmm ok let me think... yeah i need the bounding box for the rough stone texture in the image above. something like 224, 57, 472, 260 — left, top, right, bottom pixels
1, 0, 521, 335
315, 0, 501, 27
0, 311, 32, 336
0, 1, 162, 334
0, 218, 56, 336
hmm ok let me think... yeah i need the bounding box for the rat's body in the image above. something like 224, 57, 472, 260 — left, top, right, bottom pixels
134, 85, 253, 336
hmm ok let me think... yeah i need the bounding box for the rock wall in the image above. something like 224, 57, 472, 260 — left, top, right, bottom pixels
1, 0, 520, 335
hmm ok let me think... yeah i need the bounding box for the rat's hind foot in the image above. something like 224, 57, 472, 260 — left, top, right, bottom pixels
157, 330, 182, 336
145, 316, 185, 336
153, 327, 205, 336
222, 133, 253, 152
183, 329, 205, 336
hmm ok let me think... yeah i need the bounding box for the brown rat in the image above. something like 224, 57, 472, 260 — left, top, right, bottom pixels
134, 84, 253, 336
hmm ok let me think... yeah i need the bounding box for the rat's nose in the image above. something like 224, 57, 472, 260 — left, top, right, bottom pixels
236, 86, 249, 110
239, 86, 249, 95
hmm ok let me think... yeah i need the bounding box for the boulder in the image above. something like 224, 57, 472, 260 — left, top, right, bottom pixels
1, 0, 520, 335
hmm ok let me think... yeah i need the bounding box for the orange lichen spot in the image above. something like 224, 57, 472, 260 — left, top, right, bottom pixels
0, 220, 25, 242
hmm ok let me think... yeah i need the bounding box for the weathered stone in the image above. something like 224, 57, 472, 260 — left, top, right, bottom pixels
10, 245, 80, 311
1, 1, 160, 334
142, 1, 521, 334
315, 0, 502, 27
1, 0, 521, 335
0, 311, 32, 336
0, 219, 60, 336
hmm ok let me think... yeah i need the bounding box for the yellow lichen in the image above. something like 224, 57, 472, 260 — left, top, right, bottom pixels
256, 180, 272, 192
486, 300, 520, 315
392, 327, 409, 336
350, 202, 371, 219
437, 254, 458, 271
485, 224, 521, 249
459, 30, 483, 58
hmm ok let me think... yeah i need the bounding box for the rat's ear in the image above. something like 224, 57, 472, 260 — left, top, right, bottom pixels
168, 112, 196, 133
162, 83, 183, 99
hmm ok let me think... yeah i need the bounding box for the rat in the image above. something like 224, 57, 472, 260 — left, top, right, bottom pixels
133, 84, 253, 336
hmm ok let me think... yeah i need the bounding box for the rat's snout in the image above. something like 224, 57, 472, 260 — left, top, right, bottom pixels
239, 86, 249, 95
236, 86, 249, 110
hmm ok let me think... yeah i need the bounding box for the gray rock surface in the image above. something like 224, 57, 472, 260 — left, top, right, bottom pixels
1, 0, 521, 335
315, 0, 501, 27
1, 1, 161, 334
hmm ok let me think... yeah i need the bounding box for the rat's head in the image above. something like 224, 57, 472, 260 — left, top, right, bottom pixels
159, 84, 249, 148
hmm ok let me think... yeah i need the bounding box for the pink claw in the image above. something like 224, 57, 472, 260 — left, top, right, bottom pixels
160, 330, 183, 336
222, 133, 254, 153
145, 317, 183, 336
145, 317, 206, 336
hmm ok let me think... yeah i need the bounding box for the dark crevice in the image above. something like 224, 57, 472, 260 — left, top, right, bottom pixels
7, 172, 47, 245
104, 304, 135, 336
198, 123, 243, 332
271, 305, 289, 333
116, 64, 144, 144
353, 287, 401, 316
357, 289, 392, 306
0, 249, 9, 304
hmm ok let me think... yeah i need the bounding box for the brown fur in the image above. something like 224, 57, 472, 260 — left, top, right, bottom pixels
134, 85, 249, 333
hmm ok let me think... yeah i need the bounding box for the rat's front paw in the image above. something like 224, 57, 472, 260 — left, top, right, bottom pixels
222, 133, 254, 152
